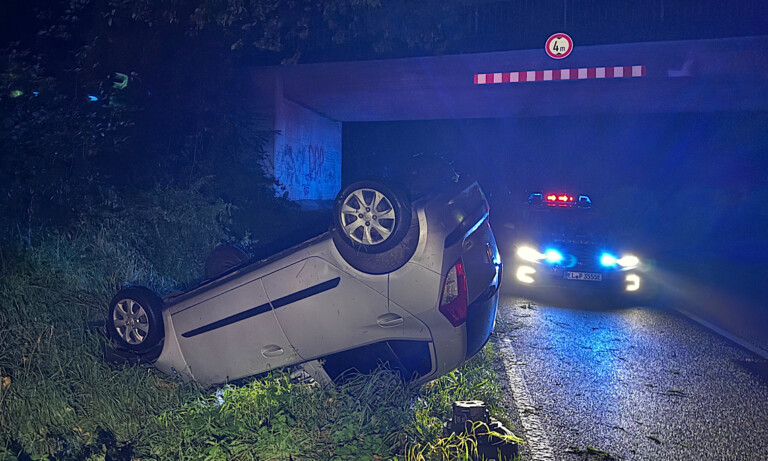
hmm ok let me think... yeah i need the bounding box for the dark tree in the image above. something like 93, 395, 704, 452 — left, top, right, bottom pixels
0, 0, 473, 237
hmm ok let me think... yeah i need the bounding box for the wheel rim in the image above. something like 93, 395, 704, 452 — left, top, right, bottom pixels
339, 188, 397, 245
113, 298, 151, 345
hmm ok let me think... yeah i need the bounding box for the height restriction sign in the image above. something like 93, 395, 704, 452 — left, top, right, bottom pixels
546, 33, 573, 59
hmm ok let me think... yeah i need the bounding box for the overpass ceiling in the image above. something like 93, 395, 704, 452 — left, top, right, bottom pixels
268, 36, 768, 122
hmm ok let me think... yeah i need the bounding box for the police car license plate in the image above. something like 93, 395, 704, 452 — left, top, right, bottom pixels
566, 271, 602, 282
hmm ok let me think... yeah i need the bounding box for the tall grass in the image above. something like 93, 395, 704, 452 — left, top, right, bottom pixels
141, 346, 517, 461
0, 184, 228, 459
0, 184, 518, 460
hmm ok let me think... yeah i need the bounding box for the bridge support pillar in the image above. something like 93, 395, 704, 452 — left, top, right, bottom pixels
254, 68, 341, 204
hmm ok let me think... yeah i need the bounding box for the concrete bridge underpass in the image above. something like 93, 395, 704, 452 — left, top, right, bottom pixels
251, 36, 768, 202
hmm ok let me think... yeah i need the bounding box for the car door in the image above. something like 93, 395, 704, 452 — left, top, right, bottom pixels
169, 277, 299, 385
262, 256, 430, 361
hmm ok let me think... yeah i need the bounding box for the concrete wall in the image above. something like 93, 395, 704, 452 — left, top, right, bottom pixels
277, 37, 768, 121
273, 98, 341, 201
253, 68, 341, 203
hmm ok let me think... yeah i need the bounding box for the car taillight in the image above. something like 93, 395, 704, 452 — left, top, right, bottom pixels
439, 260, 468, 327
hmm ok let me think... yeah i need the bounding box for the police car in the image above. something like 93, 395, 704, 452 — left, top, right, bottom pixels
510, 192, 645, 295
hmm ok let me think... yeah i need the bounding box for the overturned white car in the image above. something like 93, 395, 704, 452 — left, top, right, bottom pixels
107, 175, 502, 386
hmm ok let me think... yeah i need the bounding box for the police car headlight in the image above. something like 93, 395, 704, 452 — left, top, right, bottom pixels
618, 255, 640, 268
517, 246, 545, 262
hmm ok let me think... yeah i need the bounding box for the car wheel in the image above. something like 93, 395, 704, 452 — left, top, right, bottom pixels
332, 180, 419, 274
205, 245, 250, 279
108, 286, 164, 353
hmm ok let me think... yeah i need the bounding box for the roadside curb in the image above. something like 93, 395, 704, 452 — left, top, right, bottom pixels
674, 307, 768, 360
498, 336, 556, 461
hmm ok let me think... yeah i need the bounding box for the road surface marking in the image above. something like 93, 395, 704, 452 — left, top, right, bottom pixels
675, 307, 768, 360
499, 336, 556, 461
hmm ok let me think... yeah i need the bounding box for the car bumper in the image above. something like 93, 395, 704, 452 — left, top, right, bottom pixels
466, 283, 500, 358
512, 262, 644, 294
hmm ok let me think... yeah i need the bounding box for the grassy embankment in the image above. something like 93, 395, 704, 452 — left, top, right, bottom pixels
0, 185, 520, 460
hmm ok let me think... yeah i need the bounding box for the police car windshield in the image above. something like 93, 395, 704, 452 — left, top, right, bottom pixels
524, 207, 601, 237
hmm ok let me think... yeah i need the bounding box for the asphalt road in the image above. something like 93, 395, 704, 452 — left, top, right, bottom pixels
494, 294, 768, 461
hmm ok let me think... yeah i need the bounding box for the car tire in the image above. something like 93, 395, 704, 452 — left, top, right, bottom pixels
332, 180, 419, 274
205, 245, 250, 279
107, 286, 164, 353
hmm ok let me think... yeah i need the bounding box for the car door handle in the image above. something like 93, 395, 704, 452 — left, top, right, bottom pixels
261, 345, 284, 358
377, 313, 404, 328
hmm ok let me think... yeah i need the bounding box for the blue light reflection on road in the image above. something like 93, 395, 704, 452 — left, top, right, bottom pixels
500, 298, 768, 461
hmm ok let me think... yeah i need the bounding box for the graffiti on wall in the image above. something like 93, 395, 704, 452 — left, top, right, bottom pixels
308, 144, 324, 179
277, 143, 339, 200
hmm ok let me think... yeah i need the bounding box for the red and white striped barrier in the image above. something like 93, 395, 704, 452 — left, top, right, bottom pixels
474, 65, 646, 84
